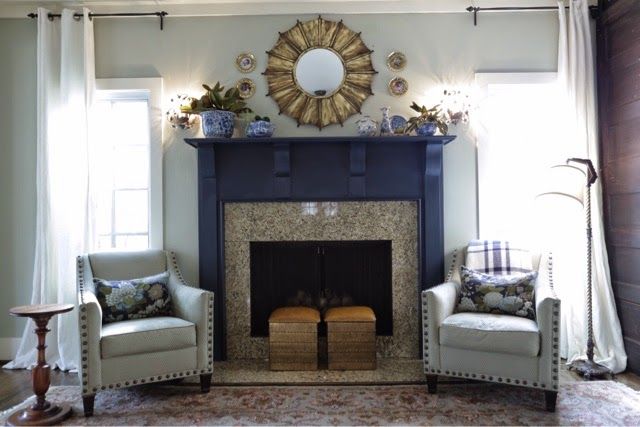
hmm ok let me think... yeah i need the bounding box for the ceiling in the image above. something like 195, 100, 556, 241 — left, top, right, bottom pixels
0, 0, 598, 18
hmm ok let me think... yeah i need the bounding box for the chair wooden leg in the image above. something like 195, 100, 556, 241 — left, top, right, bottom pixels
200, 373, 212, 393
545, 391, 558, 412
427, 375, 438, 394
82, 394, 95, 417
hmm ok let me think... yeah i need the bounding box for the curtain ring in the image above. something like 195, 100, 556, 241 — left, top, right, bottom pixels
73, 14, 82, 21
47, 13, 54, 21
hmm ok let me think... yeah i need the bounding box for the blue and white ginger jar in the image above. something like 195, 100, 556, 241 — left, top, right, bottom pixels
200, 110, 236, 138
355, 116, 378, 136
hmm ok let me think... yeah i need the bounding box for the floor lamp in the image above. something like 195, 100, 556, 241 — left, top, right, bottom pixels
537, 158, 612, 380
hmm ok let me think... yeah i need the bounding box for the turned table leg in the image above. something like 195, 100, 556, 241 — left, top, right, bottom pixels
7, 305, 74, 426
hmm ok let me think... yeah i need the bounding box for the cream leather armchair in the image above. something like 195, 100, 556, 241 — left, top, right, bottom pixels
76, 250, 214, 416
422, 248, 561, 411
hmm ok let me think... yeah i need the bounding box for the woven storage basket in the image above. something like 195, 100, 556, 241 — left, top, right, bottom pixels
325, 306, 376, 370
268, 307, 320, 371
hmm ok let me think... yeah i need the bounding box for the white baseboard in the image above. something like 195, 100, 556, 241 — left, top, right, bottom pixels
0, 337, 21, 361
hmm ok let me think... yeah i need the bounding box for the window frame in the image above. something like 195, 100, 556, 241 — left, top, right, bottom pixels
95, 77, 164, 250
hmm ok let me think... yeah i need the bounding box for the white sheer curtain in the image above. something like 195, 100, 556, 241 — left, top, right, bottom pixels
557, 0, 627, 373
3, 8, 96, 371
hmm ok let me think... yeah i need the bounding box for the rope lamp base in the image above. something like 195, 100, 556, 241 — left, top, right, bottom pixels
569, 359, 612, 380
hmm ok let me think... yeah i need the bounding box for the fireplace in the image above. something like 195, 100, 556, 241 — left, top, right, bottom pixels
185, 135, 455, 360
249, 240, 393, 337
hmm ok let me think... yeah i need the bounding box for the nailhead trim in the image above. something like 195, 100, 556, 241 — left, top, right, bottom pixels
77, 256, 93, 396
445, 249, 458, 282
170, 252, 189, 286
421, 290, 430, 374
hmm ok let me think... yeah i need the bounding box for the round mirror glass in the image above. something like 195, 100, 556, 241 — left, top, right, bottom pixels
294, 48, 345, 97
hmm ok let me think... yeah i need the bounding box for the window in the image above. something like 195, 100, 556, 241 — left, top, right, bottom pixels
92, 78, 163, 251
475, 73, 570, 247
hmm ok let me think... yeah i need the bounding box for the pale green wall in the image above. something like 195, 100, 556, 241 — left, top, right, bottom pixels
0, 12, 558, 339
0, 19, 37, 338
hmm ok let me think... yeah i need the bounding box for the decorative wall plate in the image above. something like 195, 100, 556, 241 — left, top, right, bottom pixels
236, 52, 257, 73
388, 77, 408, 96
236, 78, 256, 99
390, 115, 408, 134
263, 17, 377, 129
386, 51, 407, 72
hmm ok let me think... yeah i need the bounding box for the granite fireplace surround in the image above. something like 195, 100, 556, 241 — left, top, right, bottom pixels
225, 201, 419, 359
185, 135, 455, 360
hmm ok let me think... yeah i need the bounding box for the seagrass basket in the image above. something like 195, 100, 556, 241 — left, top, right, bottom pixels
268, 306, 320, 371
325, 306, 376, 370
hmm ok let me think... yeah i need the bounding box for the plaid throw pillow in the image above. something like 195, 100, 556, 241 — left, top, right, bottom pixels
466, 240, 533, 276
94, 271, 173, 324
456, 266, 537, 320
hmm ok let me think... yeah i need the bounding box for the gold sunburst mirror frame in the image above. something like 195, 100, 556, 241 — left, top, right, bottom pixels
263, 17, 378, 129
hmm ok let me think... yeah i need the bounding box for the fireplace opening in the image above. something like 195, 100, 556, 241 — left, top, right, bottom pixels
249, 240, 392, 337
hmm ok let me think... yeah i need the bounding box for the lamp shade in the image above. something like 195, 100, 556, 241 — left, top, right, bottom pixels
536, 164, 586, 205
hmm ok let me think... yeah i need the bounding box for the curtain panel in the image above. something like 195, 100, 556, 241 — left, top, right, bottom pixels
556, 0, 627, 374
4, 8, 96, 371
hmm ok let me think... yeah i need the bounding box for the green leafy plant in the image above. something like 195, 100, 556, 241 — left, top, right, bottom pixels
406, 102, 448, 135
181, 82, 252, 115
253, 115, 271, 122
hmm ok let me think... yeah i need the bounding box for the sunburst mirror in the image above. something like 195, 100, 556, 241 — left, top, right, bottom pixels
263, 17, 377, 129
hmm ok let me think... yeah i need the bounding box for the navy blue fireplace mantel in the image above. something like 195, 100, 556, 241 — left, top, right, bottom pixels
185, 135, 456, 360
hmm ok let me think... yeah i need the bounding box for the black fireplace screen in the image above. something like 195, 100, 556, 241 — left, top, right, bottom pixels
249, 240, 393, 337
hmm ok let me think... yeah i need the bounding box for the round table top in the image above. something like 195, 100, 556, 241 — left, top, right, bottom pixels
9, 303, 74, 318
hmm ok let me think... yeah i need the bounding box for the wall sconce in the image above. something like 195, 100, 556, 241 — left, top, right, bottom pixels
166, 94, 198, 130
438, 87, 472, 125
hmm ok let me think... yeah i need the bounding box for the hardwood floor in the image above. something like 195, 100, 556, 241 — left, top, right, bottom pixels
1, 360, 639, 413
0, 368, 78, 411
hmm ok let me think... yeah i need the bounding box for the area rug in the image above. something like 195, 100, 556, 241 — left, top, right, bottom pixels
205, 358, 426, 385
2, 382, 639, 425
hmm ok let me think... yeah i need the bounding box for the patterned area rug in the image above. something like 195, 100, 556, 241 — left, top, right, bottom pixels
2, 381, 640, 425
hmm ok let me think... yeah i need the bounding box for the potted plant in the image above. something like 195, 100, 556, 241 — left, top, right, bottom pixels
245, 115, 275, 138
181, 82, 252, 138
406, 102, 448, 136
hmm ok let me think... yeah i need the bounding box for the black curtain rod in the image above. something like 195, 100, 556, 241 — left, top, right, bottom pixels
466, 5, 599, 26
27, 11, 168, 30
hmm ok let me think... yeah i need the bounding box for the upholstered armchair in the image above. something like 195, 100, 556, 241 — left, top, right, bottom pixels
422, 246, 561, 411
76, 250, 214, 416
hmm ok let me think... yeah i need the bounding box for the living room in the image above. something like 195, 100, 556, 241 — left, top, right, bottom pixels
0, 0, 639, 425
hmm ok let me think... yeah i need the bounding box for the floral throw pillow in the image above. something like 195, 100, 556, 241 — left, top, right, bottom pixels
456, 265, 537, 320
94, 271, 173, 324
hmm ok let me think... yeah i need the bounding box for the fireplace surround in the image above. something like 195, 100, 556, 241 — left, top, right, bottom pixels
225, 201, 417, 359
185, 135, 455, 360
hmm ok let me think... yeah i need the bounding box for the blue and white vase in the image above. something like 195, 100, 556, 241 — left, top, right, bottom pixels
245, 120, 275, 138
355, 115, 378, 136
380, 107, 392, 135
416, 122, 437, 136
200, 110, 236, 138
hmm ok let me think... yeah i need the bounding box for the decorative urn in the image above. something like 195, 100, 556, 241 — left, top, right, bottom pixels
355, 115, 378, 136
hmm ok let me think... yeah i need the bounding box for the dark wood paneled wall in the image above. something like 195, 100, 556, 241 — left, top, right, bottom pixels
597, 0, 640, 374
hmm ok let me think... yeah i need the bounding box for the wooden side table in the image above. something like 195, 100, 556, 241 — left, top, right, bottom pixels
7, 304, 74, 426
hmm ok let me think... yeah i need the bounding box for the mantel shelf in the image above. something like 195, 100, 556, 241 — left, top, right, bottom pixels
185, 135, 456, 148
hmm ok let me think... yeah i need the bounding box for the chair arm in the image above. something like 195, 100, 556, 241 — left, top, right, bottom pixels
77, 290, 102, 395
169, 282, 214, 372
422, 281, 460, 372
535, 252, 561, 391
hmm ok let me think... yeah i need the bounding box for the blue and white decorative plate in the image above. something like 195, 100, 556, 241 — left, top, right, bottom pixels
390, 115, 407, 134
